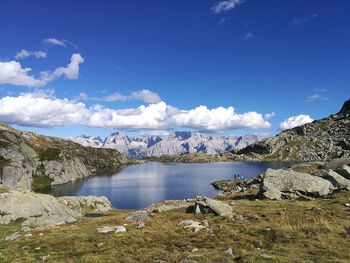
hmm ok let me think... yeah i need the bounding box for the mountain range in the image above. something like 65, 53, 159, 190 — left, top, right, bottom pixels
69, 131, 259, 158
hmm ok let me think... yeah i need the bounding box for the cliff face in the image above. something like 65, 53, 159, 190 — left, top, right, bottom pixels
0, 124, 131, 191
235, 99, 350, 161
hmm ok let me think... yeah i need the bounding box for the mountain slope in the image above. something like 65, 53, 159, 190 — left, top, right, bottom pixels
235, 99, 350, 161
0, 124, 132, 191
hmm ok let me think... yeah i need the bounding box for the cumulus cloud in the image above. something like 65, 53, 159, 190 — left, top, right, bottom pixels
0, 53, 84, 87
0, 93, 273, 131
15, 49, 47, 59
131, 89, 161, 103
211, 0, 244, 14
173, 106, 271, 132
79, 89, 161, 104
0, 92, 88, 127
279, 114, 314, 130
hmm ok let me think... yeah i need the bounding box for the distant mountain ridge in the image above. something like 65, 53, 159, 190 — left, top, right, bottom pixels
70, 131, 259, 158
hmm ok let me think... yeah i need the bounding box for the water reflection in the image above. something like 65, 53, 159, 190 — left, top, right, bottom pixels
50, 161, 293, 210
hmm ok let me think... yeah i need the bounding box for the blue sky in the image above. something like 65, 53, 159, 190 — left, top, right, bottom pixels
0, 0, 349, 138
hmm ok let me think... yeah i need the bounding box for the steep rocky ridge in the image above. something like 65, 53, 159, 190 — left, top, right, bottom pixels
0, 124, 132, 191
234, 99, 350, 161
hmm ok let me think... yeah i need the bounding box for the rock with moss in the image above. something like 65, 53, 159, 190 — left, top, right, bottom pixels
58, 195, 112, 212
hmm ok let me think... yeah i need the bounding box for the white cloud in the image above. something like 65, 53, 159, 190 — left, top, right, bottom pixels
307, 93, 329, 102
0, 61, 42, 87
244, 32, 253, 39
0, 92, 88, 127
52, 53, 84, 79
43, 38, 78, 49
79, 89, 161, 104
43, 38, 66, 47
0, 93, 273, 132
131, 89, 161, 103
292, 14, 317, 25
279, 114, 314, 130
0, 53, 84, 87
173, 105, 271, 131
15, 49, 47, 59
211, 0, 244, 14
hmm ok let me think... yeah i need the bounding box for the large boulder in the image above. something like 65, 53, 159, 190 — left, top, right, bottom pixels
0, 191, 82, 228
192, 197, 235, 218
260, 168, 333, 200
318, 169, 350, 190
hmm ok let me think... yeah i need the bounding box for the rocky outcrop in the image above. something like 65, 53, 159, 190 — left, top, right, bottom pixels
234, 99, 350, 161
0, 124, 132, 191
0, 191, 112, 229
259, 169, 333, 200
57, 196, 112, 212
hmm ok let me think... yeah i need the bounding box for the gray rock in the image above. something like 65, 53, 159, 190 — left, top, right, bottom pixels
0, 191, 82, 228
319, 169, 350, 190
147, 200, 193, 213
336, 165, 350, 180
5, 232, 21, 241
193, 197, 235, 218
136, 222, 145, 229
125, 211, 150, 222
97, 226, 116, 233
58, 196, 112, 212
178, 220, 206, 232
260, 168, 333, 200
115, 226, 127, 233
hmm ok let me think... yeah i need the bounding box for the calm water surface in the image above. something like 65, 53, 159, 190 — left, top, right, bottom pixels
51, 161, 293, 210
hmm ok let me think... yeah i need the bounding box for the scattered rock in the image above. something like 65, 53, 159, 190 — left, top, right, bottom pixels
335, 165, 350, 180
191, 197, 235, 218
260, 253, 274, 260
318, 169, 350, 190
115, 226, 127, 233
178, 220, 206, 232
97, 226, 116, 233
40, 255, 50, 261
344, 203, 350, 207
191, 248, 199, 252
5, 232, 21, 241
136, 222, 145, 229
125, 211, 150, 222
147, 200, 193, 213
97, 242, 105, 248
225, 247, 234, 257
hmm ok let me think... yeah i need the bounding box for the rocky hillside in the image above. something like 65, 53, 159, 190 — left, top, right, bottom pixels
70, 131, 259, 158
0, 124, 132, 191
234, 99, 350, 161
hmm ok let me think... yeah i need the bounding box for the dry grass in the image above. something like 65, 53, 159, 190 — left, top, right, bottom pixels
0, 191, 349, 262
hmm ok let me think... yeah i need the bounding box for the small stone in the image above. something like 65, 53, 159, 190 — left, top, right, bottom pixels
21, 227, 31, 233
97, 242, 105, 248
191, 248, 199, 252
115, 226, 127, 233
35, 247, 41, 251
5, 232, 21, 241
260, 253, 274, 260
136, 222, 145, 229
97, 226, 116, 233
344, 203, 350, 207
253, 240, 263, 248
24, 233, 32, 238
22, 246, 30, 250
40, 254, 50, 261
202, 220, 209, 228
225, 247, 234, 257
38, 233, 44, 236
